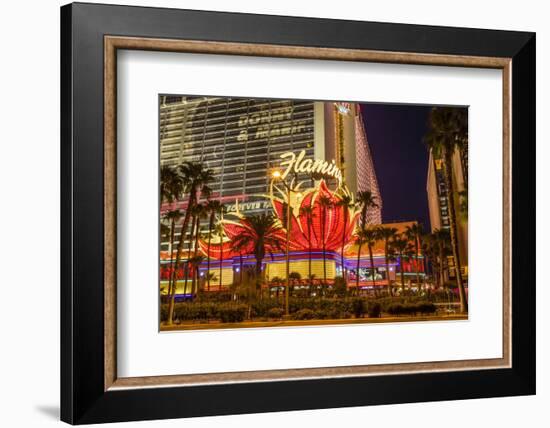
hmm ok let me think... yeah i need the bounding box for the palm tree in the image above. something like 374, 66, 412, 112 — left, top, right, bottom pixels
405, 223, 424, 290
193, 203, 208, 257
234, 214, 283, 293
270, 276, 283, 299
160, 165, 183, 205
188, 254, 205, 297
204, 199, 222, 291
289, 271, 302, 296
160, 166, 185, 325
214, 221, 226, 293
355, 191, 379, 289
318, 195, 333, 288
299, 204, 315, 290
433, 229, 451, 290
377, 227, 398, 296
167, 161, 213, 324
162, 209, 182, 301
391, 235, 410, 292
355, 227, 379, 290
356, 191, 379, 228
336, 194, 355, 281
458, 190, 468, 223
425, 107, 468, 313
421, 233, 438, 288
230, 232, 252, 301
182, 202, 206, 299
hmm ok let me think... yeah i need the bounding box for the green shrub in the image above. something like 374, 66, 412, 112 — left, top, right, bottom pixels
160, 304, 169, 322
251, 300, 280, 318
417, 302, 437, 314
388, 303, 404, 316
291, 308, 316, 320
267, 307, 284, 319
367, 302, 382, 318
218, 304, 247, 323
386, 301, 436, 316
314, 309, 329, 319
351, 298, 366, 318
332, 276, 348, 297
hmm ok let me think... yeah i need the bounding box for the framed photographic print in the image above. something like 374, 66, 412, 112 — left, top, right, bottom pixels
60, 2, 535, 424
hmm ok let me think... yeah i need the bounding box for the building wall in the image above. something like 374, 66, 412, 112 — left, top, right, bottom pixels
265, 259, 337, 282
323, 102, 383, 224
426, 147, 469, 277
160, 97, 384, 283
160, 96, 316, 252
426, 151, 442, 230
354, 108, 383, 224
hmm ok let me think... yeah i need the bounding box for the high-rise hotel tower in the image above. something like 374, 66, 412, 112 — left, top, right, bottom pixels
159, 96, 382, 254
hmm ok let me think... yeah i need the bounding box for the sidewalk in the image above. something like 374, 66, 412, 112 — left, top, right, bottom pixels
161, 313, 468, 331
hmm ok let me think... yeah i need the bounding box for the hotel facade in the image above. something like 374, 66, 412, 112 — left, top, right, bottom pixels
426, 147, 469, 282
159, 96, 390, 295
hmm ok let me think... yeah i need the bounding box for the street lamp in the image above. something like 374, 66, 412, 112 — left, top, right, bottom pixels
271, 169, 300, 316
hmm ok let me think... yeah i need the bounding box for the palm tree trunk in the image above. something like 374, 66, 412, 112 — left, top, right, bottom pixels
194, 217, 202, 298
167, 193, 195, 325
239, 252, 243, 285
183, 214, 196, 298
322, 207, 327, 287
385, 241, 392, 297
219, 239, 223, 293
356, 240, 363, 290
400, 252, 405, 292
356, 211, 367, 292
255, 255, 263, 293
438, 244, 445, 290
414, 240, 420, 291
166, 218, 176, 304
308, 221, 312, 297
444, 150, 468, 313
207, 216, 213, 292
369, 245, 376, 290
341, 210, 347, 281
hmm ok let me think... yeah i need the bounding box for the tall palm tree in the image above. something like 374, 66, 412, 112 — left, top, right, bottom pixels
336, 194, 355, 281
214, 221, 226, 293
391, 235, 410, 292
355, 227, 379, 290
204, 199, 222, 291
356, 191, 379, 228
425, 107, 468, 313
232, 236, 249, 288
318, 195, 333, 288
191, 203, 206, 259
182, 202, 206, 299
458, 190, 468, 223
188, 254, 206, 297
433, 229, 451, 290
167, 161, 213, 324
377, 226, 398, 296
355, 191, 379, 288
160, 165, 183, 205
421, 233, 438, 287
162, 209, 182, 300
299, 204, 315, 291
405, 223, 423, 289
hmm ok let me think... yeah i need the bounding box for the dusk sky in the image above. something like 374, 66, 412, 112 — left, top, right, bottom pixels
359, 103, 432, 230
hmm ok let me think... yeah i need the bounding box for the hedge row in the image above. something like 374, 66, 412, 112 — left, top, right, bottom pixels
161, 302, 248, 323
387, 302, 437, 316
161, 297, 437, 323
